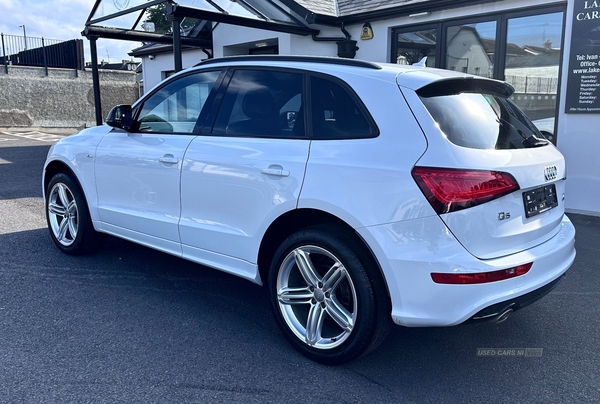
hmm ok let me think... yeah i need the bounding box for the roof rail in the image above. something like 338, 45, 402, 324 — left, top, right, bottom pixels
195, 55, 382, 70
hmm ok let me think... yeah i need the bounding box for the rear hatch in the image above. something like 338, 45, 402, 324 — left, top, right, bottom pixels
401, 76, 566, 260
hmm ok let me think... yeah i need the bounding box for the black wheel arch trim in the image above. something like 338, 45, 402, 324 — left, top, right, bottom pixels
43, 160, 88, 209
257, 208, 392, 304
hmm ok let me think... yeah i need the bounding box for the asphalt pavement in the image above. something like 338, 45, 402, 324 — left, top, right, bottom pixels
0, 129, 598, 403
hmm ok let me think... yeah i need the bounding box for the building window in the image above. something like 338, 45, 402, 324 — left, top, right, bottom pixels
249, 45, 278, 55
445, 21, 496, 78
391, 5, 565, 143
394, 27, 437, 66
504, 12, 564, 137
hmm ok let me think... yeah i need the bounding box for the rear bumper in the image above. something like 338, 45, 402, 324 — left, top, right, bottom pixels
467, 275, 563, 322
357, 214, 576, 327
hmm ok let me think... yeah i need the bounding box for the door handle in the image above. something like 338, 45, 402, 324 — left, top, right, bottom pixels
261, 167, 290, 177
158, 155, 179, 165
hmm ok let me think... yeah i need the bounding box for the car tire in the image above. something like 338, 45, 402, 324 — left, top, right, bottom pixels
45, 172, 106, 255
268, 225, 390, 365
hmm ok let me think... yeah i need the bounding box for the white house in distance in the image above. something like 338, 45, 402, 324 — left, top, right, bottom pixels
127, 0, 600, 216
445, 25, 494, 77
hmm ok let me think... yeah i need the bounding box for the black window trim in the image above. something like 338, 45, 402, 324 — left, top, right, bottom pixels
200, 67, 232, 136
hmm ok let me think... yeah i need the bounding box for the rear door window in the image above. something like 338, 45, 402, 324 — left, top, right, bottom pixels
212, 69, 305, 138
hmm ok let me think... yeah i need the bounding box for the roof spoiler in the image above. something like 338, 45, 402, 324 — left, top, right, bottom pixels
416, 77, 515, 98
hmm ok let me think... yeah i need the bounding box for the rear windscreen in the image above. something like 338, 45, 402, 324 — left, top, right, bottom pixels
420, 92, 548, 150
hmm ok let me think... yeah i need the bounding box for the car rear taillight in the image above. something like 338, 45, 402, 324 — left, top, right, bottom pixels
411, 167, 519, 214
431, 263, 532, 284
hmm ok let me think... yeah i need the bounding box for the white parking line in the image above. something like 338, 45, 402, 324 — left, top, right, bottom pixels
0, 131, 66, 143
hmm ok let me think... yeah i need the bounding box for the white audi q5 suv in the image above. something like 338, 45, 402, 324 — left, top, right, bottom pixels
43, 55, 575, 364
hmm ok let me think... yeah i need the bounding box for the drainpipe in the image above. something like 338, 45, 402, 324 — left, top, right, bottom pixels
311, 22, 358, 59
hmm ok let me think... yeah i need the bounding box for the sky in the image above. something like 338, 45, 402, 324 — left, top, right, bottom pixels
0, 0, 141, 63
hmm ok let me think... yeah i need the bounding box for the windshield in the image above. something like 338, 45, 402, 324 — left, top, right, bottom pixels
420, 92, 548, 150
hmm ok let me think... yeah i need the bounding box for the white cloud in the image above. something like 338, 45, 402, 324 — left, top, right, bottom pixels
0, 0, 15, 11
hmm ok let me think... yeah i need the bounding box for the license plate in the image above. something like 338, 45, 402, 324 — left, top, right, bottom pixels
523, 184, 558, 218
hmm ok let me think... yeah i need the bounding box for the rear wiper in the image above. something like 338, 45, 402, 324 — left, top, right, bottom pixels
522, 134, 549, 148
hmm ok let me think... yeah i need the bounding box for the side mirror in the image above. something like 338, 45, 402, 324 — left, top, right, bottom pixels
106, 105, 132, 130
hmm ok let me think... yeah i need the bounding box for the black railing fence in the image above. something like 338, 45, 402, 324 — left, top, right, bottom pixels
505, 75, 559, 94
1, 33, 84, 75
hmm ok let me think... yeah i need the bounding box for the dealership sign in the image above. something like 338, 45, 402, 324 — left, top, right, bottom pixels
565, 0, 600, 113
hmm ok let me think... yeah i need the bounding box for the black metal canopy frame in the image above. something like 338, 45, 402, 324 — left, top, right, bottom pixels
82, 0, 319, 125
82, 0, 498, 125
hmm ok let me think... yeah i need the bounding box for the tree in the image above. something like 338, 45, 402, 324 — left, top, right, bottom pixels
144, 4, 172, 34
143, 3, 200, 35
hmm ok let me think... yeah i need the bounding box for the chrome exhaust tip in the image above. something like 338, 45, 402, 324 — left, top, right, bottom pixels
494, 308, 513, 324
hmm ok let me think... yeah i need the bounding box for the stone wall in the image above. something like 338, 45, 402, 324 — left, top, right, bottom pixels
0, 65, 139, 129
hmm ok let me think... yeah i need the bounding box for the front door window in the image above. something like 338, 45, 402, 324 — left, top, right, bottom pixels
136, 70, 221, 133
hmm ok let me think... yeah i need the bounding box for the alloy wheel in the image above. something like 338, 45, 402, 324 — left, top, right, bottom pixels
276, 245, 358, 349
47, 182, 79, 247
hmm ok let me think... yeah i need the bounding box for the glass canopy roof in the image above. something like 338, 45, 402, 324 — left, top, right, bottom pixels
86, 0, 315, 36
